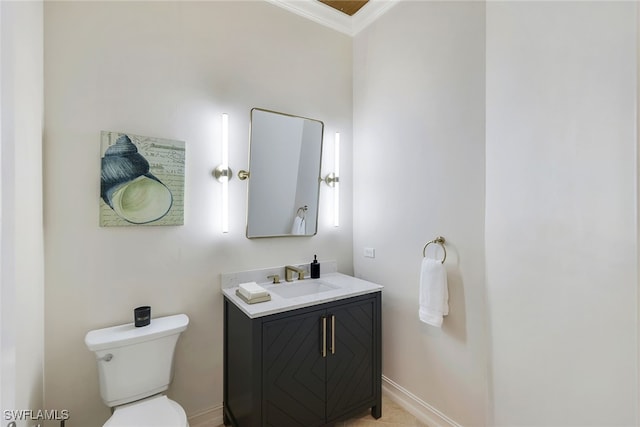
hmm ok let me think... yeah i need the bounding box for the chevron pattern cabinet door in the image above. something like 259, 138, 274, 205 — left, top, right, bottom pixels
263, 308, 327, 427
326, 298, 375, 419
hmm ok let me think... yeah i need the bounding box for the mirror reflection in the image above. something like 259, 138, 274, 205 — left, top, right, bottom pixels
246, 108, 324, 238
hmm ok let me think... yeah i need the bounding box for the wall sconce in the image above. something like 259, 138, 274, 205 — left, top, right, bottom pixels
214, 113, 231, 233
323, 132, 340, 227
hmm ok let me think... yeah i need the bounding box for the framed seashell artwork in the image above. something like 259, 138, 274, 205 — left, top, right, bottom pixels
100, 131, 185, 226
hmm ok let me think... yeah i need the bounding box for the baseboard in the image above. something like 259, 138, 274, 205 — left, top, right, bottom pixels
382, 375, 462, 427
188, 404, 224, 427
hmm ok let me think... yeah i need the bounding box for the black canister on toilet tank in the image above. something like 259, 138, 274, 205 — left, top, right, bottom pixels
134, 306, 151, 327
310, 255, 320, 279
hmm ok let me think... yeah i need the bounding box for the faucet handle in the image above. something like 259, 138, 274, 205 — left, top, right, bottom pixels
268, 274, 280, 284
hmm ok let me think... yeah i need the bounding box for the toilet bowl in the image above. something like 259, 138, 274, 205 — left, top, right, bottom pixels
85, 314, 190, 427
103, 395, 188, 427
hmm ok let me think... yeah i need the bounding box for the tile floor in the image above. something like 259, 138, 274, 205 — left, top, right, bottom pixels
336, 395, 428, 427
217, 395, 429, 427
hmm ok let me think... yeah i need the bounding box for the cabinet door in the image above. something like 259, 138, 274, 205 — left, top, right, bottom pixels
262, 308, 327, 427
326, 297, 376, 419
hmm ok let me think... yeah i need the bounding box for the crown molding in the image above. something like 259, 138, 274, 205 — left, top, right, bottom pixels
352, 0, 399, 35
264, 0, 399, 36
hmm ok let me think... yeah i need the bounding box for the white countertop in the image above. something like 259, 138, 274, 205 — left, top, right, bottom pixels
222, 272, 383, 319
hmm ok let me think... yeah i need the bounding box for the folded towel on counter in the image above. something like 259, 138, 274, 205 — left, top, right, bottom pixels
235, 289, 271, 304
291, 215, 306, 235
418, 258, 449, 327
238, 282, 269, 300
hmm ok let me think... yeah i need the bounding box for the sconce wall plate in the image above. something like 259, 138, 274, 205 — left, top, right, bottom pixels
324, 172, 339, 187
214, 165, 233, 182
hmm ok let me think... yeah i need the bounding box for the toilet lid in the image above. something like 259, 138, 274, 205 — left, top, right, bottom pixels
104, 395, 188, 427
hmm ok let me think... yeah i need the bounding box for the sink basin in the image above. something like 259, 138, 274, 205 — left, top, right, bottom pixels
268, 280, 340, 299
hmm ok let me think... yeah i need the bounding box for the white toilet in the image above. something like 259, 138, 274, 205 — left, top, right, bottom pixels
85, 313, 190, 427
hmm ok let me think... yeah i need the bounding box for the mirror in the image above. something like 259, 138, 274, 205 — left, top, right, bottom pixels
245, 108, 324, 238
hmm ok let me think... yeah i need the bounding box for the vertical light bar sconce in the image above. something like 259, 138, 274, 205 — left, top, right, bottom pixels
333, 132, 340, 227
324, 132, 340, 227
214, 113, 231, 233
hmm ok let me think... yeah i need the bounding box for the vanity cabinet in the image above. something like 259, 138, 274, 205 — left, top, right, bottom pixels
223, 292, 381, 427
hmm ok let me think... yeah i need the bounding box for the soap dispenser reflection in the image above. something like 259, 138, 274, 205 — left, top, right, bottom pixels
310, 255, 320, 279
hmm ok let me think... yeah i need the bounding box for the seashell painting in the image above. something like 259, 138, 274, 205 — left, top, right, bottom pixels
100, 131, 185, 226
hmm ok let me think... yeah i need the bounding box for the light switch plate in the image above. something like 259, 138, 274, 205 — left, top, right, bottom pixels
364, 247, 375, 258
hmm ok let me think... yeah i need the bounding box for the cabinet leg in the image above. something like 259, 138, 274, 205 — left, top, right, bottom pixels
223, 407, 231, 426
371, 404, 382, 419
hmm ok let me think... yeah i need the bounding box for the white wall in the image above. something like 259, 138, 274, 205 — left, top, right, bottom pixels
354, 1, 639, 426
486, 2, 637, 425
353, 2, 488, 426
43, 2, 353, 426
1, 0, 44, 417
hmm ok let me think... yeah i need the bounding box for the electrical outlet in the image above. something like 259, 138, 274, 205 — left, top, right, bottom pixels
364, 247, 375, 258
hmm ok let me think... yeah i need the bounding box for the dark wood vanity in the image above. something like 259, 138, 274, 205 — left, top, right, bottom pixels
223, 291, 382, 427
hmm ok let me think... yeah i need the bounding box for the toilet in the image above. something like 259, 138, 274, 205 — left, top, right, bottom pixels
85, 313, 190, 427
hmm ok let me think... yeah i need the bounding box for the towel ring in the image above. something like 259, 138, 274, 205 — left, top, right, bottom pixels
422, 236, 446, 264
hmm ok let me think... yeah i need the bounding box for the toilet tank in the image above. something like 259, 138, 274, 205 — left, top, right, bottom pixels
85, 314, 189, 407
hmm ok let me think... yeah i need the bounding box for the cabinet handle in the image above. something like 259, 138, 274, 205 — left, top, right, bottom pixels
331, 315, 336, 355
321, 316, 327, 358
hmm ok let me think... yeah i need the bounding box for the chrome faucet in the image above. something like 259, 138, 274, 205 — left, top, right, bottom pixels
285, 265, 305, 282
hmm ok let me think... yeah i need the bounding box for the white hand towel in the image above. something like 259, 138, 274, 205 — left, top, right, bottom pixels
418, 258, 449, 327
238, 282, 269, 300
291, 216, 306, 235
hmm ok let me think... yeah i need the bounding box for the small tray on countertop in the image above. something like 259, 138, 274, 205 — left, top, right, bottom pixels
235, 289, 271, 304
